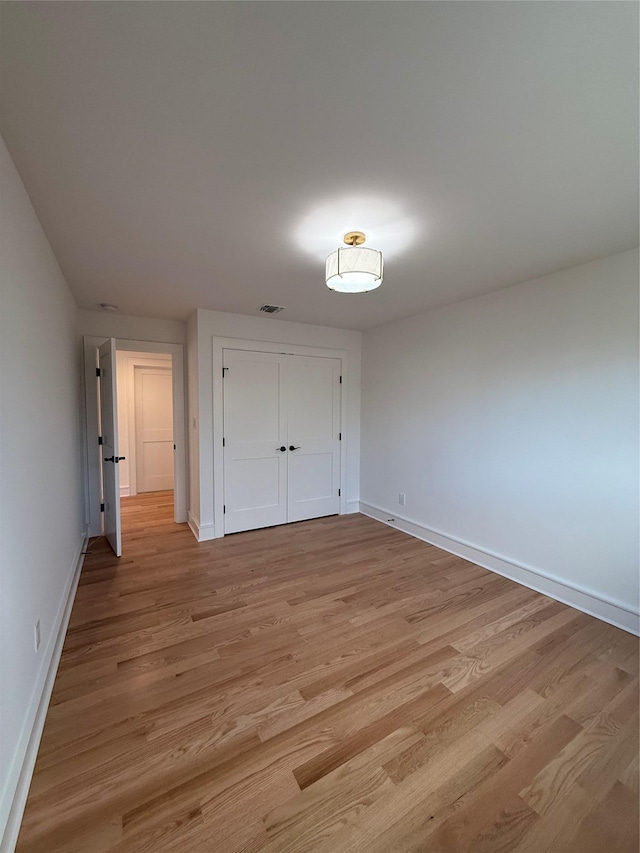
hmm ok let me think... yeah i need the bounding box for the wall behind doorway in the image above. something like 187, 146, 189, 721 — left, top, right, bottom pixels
116, 351, 173, 497
78, 308, 185, 345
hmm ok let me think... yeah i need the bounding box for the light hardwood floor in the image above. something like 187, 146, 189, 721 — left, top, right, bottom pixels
16, 492, 639, 852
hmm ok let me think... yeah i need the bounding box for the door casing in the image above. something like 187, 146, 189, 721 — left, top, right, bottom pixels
83, 336, 187, 538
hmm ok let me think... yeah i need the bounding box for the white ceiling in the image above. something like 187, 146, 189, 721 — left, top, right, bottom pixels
1, 2, 637, 330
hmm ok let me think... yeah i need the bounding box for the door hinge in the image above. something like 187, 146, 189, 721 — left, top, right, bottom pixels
222, 437, 225, 447
96, 367, 101, 377
98, 436, 103, 446
222, 367, 229, 377
338, 489, 341, 496
339, 375, 342, 384
100, 502, 105, 512
223, 504, 226, 514
339, 432, 342, 440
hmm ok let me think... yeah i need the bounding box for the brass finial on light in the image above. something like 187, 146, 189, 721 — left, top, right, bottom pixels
343, 231, 367, 247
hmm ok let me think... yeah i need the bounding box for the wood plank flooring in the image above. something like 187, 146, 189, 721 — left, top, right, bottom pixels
16, 492, 639, 852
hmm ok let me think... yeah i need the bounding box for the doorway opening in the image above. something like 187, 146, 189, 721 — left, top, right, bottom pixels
117, 351, 174, 498
83, 336, 187, 556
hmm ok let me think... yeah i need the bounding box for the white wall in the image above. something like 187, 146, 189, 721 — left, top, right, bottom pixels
0, 138, 85, 846
78, 308, 185, 345
361, 249, 639, 632
190, 308, 361, 539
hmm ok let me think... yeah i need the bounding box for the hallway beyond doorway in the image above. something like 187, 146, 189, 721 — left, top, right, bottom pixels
120, 490, 175, 533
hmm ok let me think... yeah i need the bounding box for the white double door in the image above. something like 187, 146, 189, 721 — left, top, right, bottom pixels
223, 349, 341, 534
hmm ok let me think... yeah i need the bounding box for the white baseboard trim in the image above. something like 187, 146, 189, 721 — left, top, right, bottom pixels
187, 511, 199, 541
187, 512, 216, 543
346, 500, 360, 514
0, 531, 88, 853
359, 502, 640, 637
119, 485, 130, 498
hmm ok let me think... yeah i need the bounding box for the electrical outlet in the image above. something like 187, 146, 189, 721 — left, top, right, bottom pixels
34, 620, 41, 652
399, 493, 406, 506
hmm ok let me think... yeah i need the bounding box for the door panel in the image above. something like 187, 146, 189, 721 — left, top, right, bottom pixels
287, 361, 336, 438
223, 350, 287, 533
134, 366, 174, 492
289, 453, 334, 501
99, 338, 122, 557
227, 358, 281, 441
226, 457, 282, 510
286, 356, 341, 523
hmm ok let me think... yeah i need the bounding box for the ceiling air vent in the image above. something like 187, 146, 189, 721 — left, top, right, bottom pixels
259, 304, 285, 314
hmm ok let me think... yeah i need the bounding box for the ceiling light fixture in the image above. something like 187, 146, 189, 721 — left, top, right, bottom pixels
99, 303, 118, 312
325, 231, 383, 293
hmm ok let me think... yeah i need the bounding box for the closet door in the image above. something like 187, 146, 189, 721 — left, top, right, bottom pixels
286, 356, 341, 523
223, 350, 342, 534
223, 350, 287, 534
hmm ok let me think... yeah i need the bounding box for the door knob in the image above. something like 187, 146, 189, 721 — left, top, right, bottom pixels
289, 445, 301, 451
277, 446, 287, 452
104, 456, 115, 462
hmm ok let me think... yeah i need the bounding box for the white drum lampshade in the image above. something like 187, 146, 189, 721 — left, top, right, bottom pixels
325, 232, 383, 293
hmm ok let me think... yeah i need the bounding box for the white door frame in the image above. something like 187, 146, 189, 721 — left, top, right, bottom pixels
83, 336, 187, 537
212, 336, 349, 539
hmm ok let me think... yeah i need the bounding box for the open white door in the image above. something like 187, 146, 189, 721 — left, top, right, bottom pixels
99, 338, 122, 556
